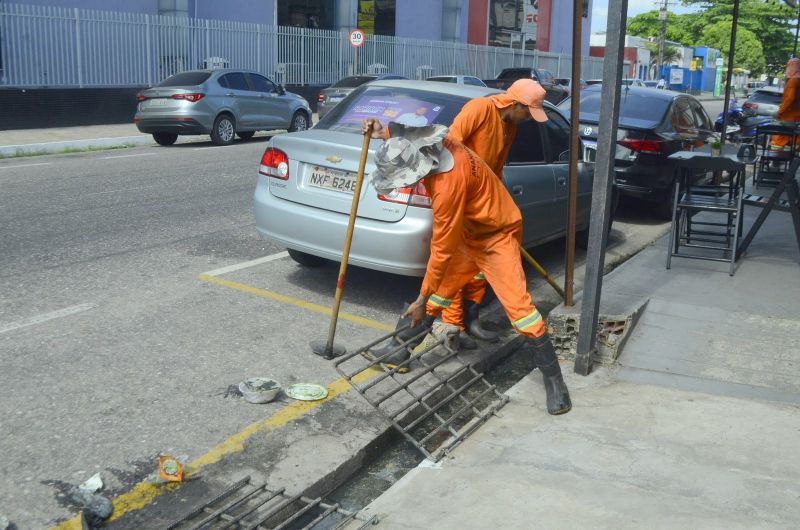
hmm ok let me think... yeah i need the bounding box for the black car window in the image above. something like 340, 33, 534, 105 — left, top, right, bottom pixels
315, 85, 468, 134
507, 121, 546, 165
749, 91, 782, 105
690, 100, 712, 131
331, 75, 378, 88
574, 90, 671, 125
248, 73, 276, 93
464, 77, 484, 86
219, 72, 248, 91
543, 110, 571, 163
428, 77, 456, 83
671, 99, 694, 132
157, 71, 211, 87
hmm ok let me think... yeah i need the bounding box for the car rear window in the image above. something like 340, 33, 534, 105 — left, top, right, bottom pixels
749, 91, 782, 105
157, 72, 211, 87
570, 90, 671, 124
331, 76, 378, 88
428, 76, 456, 83
315, 85, 470, 134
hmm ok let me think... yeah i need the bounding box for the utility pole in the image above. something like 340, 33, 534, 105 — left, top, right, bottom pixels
657, 0, 668, 78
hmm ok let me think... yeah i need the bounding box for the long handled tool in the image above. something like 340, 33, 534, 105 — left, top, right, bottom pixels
311, 132, 372, 359
520, 247, 565, 300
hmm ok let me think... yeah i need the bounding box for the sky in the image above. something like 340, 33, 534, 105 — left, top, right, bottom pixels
591, 0, 698, 34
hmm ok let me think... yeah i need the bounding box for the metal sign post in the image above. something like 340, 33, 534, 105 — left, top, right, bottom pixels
575, 0, 629, 375
564, 0, 583, 306
349, 28, 365, 75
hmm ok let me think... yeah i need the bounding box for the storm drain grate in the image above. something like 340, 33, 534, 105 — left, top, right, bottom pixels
333, 324, 510, 462
162, 476, 377, 530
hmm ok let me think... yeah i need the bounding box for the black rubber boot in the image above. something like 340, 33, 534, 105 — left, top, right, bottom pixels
458, 331, 478, 350
529, 333, 572, 415
365, 307, 434, 372
463, 300, 499, 342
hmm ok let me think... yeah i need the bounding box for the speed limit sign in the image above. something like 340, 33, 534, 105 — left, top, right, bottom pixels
349, 29, 365, 48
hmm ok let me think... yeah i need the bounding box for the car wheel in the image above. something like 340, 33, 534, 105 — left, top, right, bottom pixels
211, 114, 236, 146
237, 131, 255, 140
153, 132, 178, 146
288, 111, 309, 132
287, 249, 327, 267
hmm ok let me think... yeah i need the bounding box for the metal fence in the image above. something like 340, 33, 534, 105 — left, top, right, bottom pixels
0, 2, 608, 88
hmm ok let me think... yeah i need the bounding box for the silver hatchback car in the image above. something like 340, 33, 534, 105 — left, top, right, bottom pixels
135, 69, 312, 146
254, 80, 602, 277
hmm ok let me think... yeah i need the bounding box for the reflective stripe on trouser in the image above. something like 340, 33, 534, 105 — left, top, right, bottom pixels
425, 229, 546, 338
437, 276, 488, 328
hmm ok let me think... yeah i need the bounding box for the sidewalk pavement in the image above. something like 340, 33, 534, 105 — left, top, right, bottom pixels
0, 118, 319, 158
351, 195, 800, 528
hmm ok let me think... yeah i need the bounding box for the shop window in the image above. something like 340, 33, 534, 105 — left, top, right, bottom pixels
278, 0, 335, 30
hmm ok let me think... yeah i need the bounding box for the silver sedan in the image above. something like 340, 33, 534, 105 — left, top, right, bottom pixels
254, 80, 602, 276
135, 69, 312, 146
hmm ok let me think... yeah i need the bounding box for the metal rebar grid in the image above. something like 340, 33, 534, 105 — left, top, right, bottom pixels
333, 325, 509, 462
161, 476, 376, 530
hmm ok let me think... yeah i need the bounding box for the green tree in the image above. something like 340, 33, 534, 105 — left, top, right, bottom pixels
627, 10, 696, 45
644, 42, 681, 66
681, 0, 795, 74
701, 21, 766, 75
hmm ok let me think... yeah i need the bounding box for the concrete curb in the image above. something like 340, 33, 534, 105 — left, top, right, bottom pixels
0, 135, 154, 158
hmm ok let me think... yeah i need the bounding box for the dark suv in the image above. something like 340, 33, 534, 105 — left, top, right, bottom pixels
483, 67, 568, 104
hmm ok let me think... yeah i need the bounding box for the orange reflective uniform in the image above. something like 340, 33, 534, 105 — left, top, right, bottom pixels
421, 137, 546, 339
772, 78, 800, 150
437, 96, 517, 327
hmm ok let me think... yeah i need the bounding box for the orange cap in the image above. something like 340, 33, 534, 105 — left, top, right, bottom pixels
506, 79, 548, 122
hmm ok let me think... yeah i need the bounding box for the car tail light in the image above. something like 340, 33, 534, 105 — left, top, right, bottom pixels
259, 148, 290, 180
136, 94, 146, 102
317, 93, 326, 102
617, 138, 665, 154
378, 181, 431, 208
172, 93, 205, 102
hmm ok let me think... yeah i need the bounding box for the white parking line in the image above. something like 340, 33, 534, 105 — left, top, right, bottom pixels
99, 152, 158, 160
0, 162, 52, 170
202, 251, 289, 277
0, 303, 95, 334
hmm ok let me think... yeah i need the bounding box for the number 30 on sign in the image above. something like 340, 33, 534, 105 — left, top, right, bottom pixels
349, 29, 365, 48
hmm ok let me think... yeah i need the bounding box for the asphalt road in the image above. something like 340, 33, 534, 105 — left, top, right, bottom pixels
0, 97, 726, 528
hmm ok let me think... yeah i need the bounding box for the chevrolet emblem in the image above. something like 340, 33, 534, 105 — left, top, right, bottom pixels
325, 155, 342, 163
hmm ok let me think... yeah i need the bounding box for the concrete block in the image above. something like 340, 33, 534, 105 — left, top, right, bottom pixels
547, 292, 649, 364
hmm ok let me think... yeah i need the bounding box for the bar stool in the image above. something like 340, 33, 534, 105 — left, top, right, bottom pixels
755, 124, 798, 188
666, 153, 746, 276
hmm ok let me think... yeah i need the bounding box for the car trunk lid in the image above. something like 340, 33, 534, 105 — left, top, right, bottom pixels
265, 130, 411, 223
138, 86, 204, 110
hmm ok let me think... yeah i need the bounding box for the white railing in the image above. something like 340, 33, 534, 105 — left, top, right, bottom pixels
0, 2, 608, 88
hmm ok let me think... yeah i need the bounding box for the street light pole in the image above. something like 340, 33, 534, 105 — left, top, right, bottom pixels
657, 0, 668, 76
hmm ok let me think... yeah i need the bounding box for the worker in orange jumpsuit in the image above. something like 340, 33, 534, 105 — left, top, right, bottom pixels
440, 79, 549, 346
364, 121, 571, 415
771, 58, 800, 151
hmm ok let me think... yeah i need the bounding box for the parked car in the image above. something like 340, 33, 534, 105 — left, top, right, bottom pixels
255, 80, 606, 276
562, 85, 715, 219
585, 78, 646, 88
134, 69, 312, 146
426, 75, 487, 87
482, 67, 568, 104
742, 87, 783, 118
555, 78, 588, 98
317, 74, 407, 119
